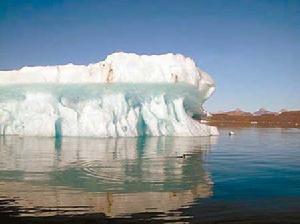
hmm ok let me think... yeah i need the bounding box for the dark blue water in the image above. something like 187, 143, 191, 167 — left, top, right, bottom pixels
209, 128, 300, 199
0, 128, 299, 223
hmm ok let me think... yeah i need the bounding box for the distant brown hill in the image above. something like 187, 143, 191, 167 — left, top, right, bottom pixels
208, 110, 300, 128
213, 108, 252, 116
253, 108, 277, 116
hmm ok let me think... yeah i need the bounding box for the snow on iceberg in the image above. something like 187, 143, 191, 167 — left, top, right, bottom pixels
0, 52, 218, 137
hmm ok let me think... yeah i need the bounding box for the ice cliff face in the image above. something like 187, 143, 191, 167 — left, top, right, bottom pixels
0, 52, 218, 137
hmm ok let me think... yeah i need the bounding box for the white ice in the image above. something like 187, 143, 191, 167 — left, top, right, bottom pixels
0, 52, 218, 137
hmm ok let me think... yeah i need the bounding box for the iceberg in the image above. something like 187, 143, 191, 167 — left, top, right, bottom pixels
0, 52, 218, 137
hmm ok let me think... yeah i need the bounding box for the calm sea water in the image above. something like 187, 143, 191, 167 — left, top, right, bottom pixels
0, 128, 299, 223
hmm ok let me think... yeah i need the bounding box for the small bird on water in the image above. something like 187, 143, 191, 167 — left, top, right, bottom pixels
177, 154, 186, 158
229, 131, 235, 136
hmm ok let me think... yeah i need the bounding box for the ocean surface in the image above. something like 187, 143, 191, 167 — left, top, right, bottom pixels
0, 128, 299, 223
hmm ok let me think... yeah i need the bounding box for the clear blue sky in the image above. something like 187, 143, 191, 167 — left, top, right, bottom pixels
0, 0, 299, 112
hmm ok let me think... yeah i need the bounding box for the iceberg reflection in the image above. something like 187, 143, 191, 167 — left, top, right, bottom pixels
0, 136, 217, 217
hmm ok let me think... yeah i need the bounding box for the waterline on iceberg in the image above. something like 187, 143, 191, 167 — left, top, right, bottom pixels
0, 83, 218, 137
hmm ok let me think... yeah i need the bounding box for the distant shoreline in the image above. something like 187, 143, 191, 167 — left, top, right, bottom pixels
206, 111, 300, 128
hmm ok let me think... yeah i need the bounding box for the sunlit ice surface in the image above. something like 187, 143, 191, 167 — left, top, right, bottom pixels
0, 135, 217, 218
